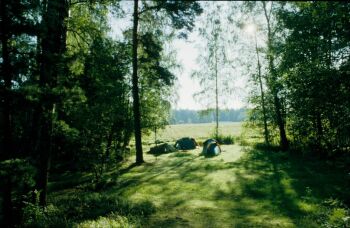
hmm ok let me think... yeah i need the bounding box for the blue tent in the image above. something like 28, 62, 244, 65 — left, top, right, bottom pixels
202, 139, 221, 157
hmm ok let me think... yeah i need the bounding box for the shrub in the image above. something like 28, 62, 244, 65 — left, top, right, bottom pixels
22, 203, 69, 228
21, 193, 155, 227
197, 141, 203, 146
254, 143, 281, 152
220, 135, 235, 145
297, 198, 350, 228
210, 133, 235, 145
236, 135, 250, 146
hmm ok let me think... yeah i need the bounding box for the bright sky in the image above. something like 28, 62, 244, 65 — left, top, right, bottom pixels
171, 37, 202, 110
109, 1, 248, 110
171, 32, 247, 110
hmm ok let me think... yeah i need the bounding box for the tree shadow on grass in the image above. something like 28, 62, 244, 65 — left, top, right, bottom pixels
217, 148, 350, 227
117, 162, 140, 176
113, 154, 202, 190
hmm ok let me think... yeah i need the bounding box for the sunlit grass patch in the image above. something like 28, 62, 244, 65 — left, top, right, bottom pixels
75, 213, 137, 228
205, 169, 237, 191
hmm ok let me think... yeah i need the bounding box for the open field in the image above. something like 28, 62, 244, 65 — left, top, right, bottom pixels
144, 122, 244, 144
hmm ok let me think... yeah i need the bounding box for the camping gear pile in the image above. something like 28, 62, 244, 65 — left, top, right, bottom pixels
202, 139, 221, 157
175, 137, 198, 150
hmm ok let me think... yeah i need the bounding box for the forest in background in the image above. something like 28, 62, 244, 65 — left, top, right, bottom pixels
0, 1, 349, 227
170, 108, 246, 124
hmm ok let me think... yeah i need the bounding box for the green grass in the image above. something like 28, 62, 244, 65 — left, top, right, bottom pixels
103, 144, 349, 227
45, 123, 349, 227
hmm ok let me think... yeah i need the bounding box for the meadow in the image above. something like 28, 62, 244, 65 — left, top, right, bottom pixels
144, 122, 244, 145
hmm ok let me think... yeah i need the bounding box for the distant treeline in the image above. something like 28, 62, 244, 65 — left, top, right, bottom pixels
170, 109, 246, 124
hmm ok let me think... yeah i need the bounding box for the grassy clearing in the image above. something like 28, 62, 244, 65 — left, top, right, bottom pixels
45, 123, 349, 227
106, 145, 349, 227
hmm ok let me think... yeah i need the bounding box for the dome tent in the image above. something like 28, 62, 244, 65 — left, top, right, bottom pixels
149, 143, 177, 156
202, 139, 221, 157
175, 137, 197, 150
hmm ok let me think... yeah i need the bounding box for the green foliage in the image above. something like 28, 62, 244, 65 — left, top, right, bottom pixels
253, 142, 281, 152
192, 3, 233, 115
275, 2, 350, 153
243, 1, 350, 153
0, 159, 36, 190
297, 198, 350, 228
22, 202, 67, 228
210, 133, 235, 145
141, 1, 203, 38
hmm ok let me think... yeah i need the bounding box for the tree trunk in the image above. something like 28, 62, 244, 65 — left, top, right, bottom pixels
273, 92, 289, 150
255, 33, 269, 145
316, 112, 323, 148
0, 3, 14, 224
214, 35, 219, 139
36, 114, 51, 206
37, 0, 68, 206
105, 127, 114, 163
154, 126, 157, 145
263, 2, 288, 150
0, 0, 13, 160
132, 0, 144, 164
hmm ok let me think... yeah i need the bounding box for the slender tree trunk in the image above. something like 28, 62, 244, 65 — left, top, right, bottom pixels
1, 0, 13, 160
154, 126, 157, 145
36, 115, 51, 206
132, 0, 144, 164
254, 33, 269, 145
105, 127, 114, 163
272, 92, 288, 150
214, 36, 219, 139
316, 112, 323, 148
263, 2, 288, 150
37, 0, 68, 206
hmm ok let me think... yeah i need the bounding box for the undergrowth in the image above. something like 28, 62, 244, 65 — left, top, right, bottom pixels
210, 133, 235, 145
22, 191, 155, 227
